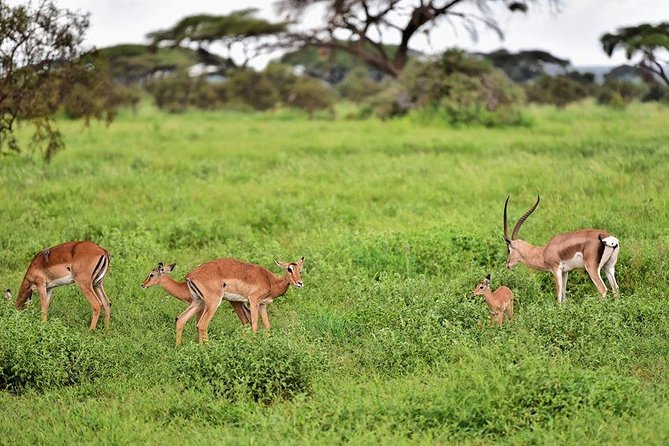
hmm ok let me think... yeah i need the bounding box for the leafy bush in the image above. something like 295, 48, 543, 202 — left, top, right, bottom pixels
146, 71, 223, 112
176, 331, 317, 403
285, 77, 336, 117
525, 75, 592, 107
225, 69, 280, 111
0, 307, 110, 394
337, 66, 386, 101
365, 50, 526, 125
597, 80, 649, 109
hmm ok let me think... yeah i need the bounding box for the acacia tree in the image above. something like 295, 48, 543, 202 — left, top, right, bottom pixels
601, 23, 669, 88
147, 9, 289, 68
0, 0, 111, 162
275, 0, 560, 78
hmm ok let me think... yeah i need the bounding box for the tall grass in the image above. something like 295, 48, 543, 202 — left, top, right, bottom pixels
0, 101, 668, 444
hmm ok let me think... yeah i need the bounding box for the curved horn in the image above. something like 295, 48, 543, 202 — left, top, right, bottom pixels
512, 195, 540, 240
503, 196, 510, 243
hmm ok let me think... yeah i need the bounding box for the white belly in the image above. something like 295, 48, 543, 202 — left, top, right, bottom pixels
46, 274, 75, 289
223, 292, 248, 302
561, 253, 584, 272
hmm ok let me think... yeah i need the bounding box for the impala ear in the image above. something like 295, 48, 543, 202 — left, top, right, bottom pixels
485, 273, 491, 281
297, 256, 305, 266
164, 263, 176, 273
157, 262, 164, 273
275, 260, 287, 269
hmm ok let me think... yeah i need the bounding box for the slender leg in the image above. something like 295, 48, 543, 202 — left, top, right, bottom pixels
230, 302, 250, 325
496, 311, 504, 324
75, 280, 103, 330
604, 266, 619, 297
259, 304, 271, 331
561, 271, 569, 303
93, 283, 111, 331
585, 261, 607, 298
196, 297, 223, 344
176, 300, 203, 346
249, 299, 261, 333
506, 299, 513, 321
604, 249, 620, 297
37, 284, 49, 322
553, 268, 564, 304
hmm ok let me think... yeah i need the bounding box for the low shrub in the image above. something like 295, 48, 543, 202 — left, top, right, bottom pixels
0, 307, 111, 394
176, 331, 318, 404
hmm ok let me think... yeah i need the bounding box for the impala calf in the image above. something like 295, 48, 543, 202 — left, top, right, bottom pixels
140, 262, 251, 326
503, 196, 620, 303
13, 241, 112, 330
472, 274, 513, 324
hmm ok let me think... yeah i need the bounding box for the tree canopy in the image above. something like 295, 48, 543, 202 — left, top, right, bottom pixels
275, 0, 560, 77
0, 0, 114, 162
601, 22, 669, 88
147, 9, 289, 67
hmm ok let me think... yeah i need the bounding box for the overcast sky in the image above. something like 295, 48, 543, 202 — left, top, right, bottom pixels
30, 0, 669, 67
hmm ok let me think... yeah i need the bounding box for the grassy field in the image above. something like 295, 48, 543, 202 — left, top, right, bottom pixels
1, 102, 669, 445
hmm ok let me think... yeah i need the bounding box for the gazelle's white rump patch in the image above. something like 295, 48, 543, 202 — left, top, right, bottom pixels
600, 236, 619, 248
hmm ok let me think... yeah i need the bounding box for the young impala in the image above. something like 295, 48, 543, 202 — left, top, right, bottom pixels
144, 257, 304, 345
140, 262, 251, 326
472, 274, 513, 324
503, 196, 620, 303
12, 241, 112, 330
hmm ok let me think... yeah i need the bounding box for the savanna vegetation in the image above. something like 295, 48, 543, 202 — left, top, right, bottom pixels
1, 101, 668, 444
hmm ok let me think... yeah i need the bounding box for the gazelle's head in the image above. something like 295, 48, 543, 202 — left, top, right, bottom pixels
275, 257, 305, 288
472, 274, 491, 296
141, 262, 176, 288
503, 195, 540, 269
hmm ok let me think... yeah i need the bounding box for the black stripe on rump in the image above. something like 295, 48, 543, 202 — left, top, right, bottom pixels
92, 255, 108, 285
187, 279, 205, 302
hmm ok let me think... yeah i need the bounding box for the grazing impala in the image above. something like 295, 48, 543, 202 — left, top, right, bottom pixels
144, 257, 304, 345
141, 262, 252, 326
503, 196, 620, 303
472, 274, 513, 324
13, 241, 112, 330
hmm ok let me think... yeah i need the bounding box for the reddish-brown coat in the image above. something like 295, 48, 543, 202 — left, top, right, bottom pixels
15, 241, 111, 330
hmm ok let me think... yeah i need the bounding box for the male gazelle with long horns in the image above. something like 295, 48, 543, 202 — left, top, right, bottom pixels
142, 257, 305, 345
11, 241, 112, 330
504, 196, 620, 303
141, 262, 252, 326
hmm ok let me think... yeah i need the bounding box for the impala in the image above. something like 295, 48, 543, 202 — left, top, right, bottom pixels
140, 262, 251, 326
144, 257, 304, 345
472, 273, 513, 324
503, 196, 620, 302
13, 241, 112, 330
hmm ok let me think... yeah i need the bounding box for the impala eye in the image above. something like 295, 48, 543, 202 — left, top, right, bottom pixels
287, 266, 293, 273
149, 273, 154, 278
479, 285, 484, 289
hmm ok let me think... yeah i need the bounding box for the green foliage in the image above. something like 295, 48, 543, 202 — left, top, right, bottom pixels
483, 48, 570, 82
337, 66, 387, 101
176, 331, 318, 403
601, 22, 669, 88
366, 50, 526, 125
597, 80, 649, 109
1, 104, 669, 443
145, 72, 223, 112
0, 305, 111, 394
525, 75, 592, 107
0, 1, 116, 162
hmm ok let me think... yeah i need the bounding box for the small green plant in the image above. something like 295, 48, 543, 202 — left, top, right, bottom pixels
0, 308, 111, 394
176, 331, 317, 403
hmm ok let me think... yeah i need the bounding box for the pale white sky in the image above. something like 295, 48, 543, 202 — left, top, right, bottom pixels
25, 0, 669, 67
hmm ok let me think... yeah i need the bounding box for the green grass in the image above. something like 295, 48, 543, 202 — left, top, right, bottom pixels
1, 101, 669, 444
